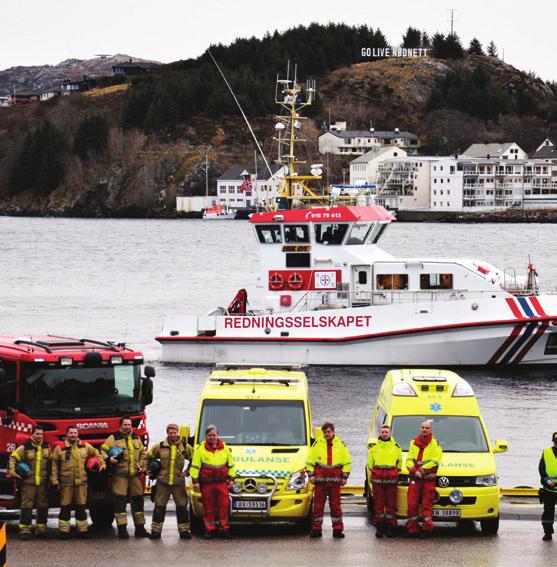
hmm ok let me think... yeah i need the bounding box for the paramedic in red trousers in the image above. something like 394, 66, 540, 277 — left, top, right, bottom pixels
367, 424, 402, 538
191, 425, 236, 539
405, 421, 443, 538
306, 421, 351, 538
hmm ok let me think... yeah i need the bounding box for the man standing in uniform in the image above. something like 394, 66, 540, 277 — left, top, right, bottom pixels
50, 425, 100, 539
191, 425, 236, 539
539, 431, 557, 541
367, 424, 402, 538
306, 421, 351, 539
406, 421, 443, 538
101, 416, 149, 539
145, 423, 193, 540
9, 426, 51, 539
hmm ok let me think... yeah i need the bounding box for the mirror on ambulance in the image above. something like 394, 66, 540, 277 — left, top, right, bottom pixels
180, 425, 192, 446
492, 439, 509, 453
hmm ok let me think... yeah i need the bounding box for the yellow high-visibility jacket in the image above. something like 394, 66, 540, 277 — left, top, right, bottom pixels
367, 438, 402, 471
306, 436, 351, 479
406, 435, 443, 479
190, 440, 235, 482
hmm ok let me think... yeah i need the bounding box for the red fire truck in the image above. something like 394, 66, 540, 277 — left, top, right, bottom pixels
0, 335, 154, 527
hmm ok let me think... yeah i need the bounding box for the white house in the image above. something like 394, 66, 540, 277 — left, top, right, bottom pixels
462, 142, 527, 160
430, 158, 464, 211
0, 96, 10, 107
376, 157, 436, 209
349, 146, 408, 186
216, 162, 288, 209
319, 123, 419, 156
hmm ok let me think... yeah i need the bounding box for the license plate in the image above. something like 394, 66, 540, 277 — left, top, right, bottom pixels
232, 499, 267, 511
433, 509, 461, 518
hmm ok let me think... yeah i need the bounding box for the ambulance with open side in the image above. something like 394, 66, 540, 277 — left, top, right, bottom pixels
364, 369, 508, 534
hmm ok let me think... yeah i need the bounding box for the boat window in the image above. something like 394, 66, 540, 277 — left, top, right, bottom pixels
256, 225, 282, 244
284, 224, 309, 243
314, 223, 348, 245
346, 222, 372, 245
358, 271, 368, 285
420, 273, 453, 290
368, 223, 388, 244
545, 333, 557, 355
376, 274, 409, 290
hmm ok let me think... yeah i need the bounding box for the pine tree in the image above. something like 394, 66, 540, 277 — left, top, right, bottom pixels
402, 27, 421, 48
432, 33, 447, 58
444, 33, 464, 59
487, 41, 498, 57
74, 114, 109, 159
421, 32, 431, 49
467, 38, 485, 56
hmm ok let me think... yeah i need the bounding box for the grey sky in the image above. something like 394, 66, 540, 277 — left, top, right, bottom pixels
2, 0, 556, 81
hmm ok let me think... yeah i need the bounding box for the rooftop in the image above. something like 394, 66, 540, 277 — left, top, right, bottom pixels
462, 143, 519, 158
218, 162, 285, 181
325, 130, 418, 141
350, 146, 408, 164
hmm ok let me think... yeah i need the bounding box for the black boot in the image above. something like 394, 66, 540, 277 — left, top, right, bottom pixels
179, 530, 192, 540
135, 525, 150, 538
309, 529, 322, 538
375, 525, 384, 538
332, 531, 345, 538
385, 525, 395, 538
149, 531, 162, 540
117, 525, 129, 539
543, 533, 552, 541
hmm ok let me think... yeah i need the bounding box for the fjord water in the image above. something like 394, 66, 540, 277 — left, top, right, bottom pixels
1, 216, 556, 486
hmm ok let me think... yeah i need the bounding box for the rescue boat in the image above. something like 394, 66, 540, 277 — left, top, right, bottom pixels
157, 69, 557, 366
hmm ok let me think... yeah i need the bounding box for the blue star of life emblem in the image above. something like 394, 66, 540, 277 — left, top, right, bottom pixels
245, 448, 256, 454
430, 402, 442, 412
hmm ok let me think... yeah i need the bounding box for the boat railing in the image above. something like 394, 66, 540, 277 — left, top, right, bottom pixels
287, 288, 553, 312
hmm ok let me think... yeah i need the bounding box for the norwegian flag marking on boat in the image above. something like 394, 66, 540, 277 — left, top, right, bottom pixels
489, 297, 549, 364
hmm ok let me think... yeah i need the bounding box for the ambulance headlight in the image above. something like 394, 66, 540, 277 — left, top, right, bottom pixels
231, 482, 243, 494
286, 470, 308, 491
476, 474, 497, 486
257, 483, 268, 494
449, 489, 464, 504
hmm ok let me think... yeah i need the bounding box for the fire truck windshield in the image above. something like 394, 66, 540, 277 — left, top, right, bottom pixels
22, 363, 143, 418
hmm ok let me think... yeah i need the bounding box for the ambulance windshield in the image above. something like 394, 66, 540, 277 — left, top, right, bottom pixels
199, 400, 307, 446
391, 415, 489, 453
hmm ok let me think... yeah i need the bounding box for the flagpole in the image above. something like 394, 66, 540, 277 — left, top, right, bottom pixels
254, 150, 259, 211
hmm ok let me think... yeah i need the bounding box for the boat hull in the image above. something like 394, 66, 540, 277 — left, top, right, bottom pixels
157, 296, 557, 365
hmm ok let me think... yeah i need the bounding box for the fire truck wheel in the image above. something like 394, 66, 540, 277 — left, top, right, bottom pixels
89, 503, 115, 530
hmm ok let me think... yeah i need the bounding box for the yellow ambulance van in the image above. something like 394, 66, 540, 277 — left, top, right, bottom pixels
365, 369, 508, 534
189, 365, 314, 527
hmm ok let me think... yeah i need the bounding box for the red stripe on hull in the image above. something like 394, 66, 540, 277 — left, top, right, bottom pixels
156, 315, 555, 344
529, 296, 547, 317
487, 324, 523, 365
512, 320, 550, 364
505, 298, 525, 319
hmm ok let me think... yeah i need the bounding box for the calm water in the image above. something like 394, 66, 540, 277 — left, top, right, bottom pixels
1, 216, 556, 486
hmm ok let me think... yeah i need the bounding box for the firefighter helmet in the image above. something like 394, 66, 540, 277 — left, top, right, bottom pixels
86, 456, 103, 473
15, 461, 32, 478
148, 459, 161, 478
107, 447, 124, 462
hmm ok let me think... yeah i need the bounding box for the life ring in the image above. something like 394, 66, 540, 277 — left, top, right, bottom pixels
269, 273, 285, 290
287, 272, 304, 290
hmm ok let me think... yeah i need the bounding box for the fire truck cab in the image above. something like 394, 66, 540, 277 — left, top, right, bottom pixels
0, 335, 155, 527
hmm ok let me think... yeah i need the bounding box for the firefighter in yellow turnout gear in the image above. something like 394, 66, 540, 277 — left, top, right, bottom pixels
8, 426, 52, 539
50, 426, 100, 539
101, 416, 149, 539
145, 424, 193, 540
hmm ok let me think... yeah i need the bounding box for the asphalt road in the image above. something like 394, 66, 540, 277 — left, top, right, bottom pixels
3, 506, 553, 567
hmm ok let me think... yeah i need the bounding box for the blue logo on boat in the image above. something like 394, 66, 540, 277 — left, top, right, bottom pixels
430, 403, 442, 412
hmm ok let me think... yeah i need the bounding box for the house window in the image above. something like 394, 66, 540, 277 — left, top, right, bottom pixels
376, 274, 409, 290
420, 273, 453, 290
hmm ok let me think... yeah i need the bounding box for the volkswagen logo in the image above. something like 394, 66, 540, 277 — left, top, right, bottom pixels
243, 478, 257, 492
438, 476, 450, 488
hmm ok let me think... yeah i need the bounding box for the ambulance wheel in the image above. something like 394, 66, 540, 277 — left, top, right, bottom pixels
89, 503, 114, 530
190, 511, 204, 535
480, 516, 499, 535
365, 481, 374, 515
297, 510, 312, 533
